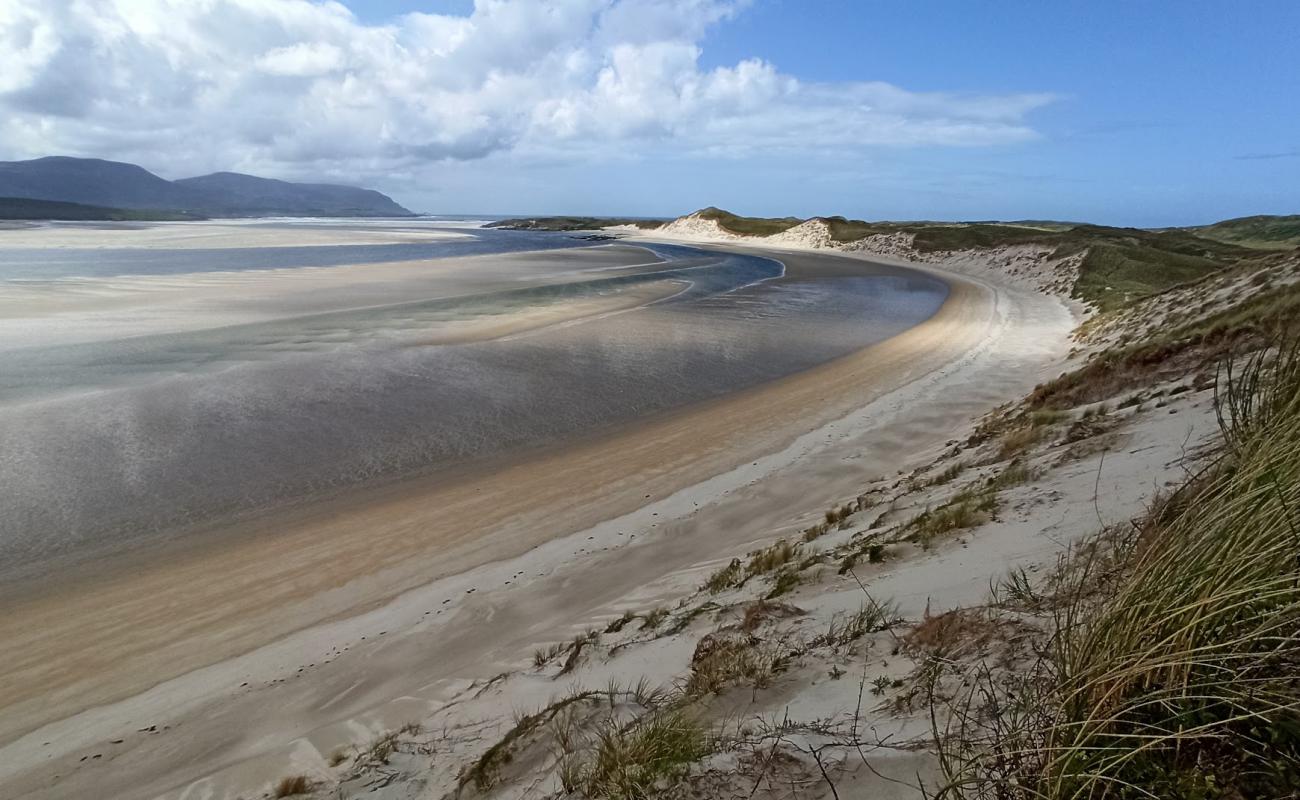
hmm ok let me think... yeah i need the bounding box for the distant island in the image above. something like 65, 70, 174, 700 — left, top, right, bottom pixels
0, 156, 413, 219
485, 216, 666, 231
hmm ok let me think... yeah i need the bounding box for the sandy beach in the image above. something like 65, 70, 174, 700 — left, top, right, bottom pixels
0, 242, 1074, 800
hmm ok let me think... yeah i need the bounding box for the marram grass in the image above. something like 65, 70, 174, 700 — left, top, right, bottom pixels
937, 342, 1300, 799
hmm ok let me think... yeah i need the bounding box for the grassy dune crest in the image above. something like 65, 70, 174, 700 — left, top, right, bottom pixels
679, 207, 1281, 311
938, 342, 1300, 798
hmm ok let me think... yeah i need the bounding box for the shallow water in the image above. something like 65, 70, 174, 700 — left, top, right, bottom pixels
0, 228, 946, 577
0, 224, 604, 280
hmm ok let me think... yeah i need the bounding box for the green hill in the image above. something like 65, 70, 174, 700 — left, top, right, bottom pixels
682, 209, 1265, 311
1187, 214, 1300, 249
0, 196, 205, 221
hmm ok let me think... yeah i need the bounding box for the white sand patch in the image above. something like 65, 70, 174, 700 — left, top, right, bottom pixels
635, 213, 1088, 308
0, 220, 471, 249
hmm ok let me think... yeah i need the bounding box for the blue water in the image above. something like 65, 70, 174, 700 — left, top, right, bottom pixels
0, 225, 605, 280
0, 229, 947, 577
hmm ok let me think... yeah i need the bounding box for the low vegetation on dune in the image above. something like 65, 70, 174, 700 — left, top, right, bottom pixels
936, 343, 1300, 799
1188, 213, 1300, 249
678, 207, 1296, 311
484, 216, 665, 231
0, 196, 205, 221
302, 217, 1299, 800
694, 206, 805, 236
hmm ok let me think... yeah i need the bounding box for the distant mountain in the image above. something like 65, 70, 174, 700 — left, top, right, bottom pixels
0, 157, 203, 211
174, 172, 411, 217
0, 156, 413, 218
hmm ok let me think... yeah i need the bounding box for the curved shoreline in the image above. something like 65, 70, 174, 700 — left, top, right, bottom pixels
0, 245, 1069, 800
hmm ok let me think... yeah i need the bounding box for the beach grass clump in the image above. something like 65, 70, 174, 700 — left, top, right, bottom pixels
813, 602, 897, 651
996, 423, 1047, 460
987, 460, 1035, 491
745, 539, 799, 578
558, 631, 600, 676
684, 635, 784, 697
764, 569, 801, 599
604, 610, 637, 634
559, 708, 710, 799
461, 689, 603, 791
640, 606, 669, 630
928, 461, 966, 487
703, 558, 743, 593
911, 488, 997, 544
273, 775, 312, 797
938, 341, 1300, 798
801, 523, 827, 542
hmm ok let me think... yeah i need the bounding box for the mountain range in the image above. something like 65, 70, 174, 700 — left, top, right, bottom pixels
0, 156, 412, 218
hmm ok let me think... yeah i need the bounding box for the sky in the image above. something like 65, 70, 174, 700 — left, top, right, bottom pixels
0, 0, 1297, 225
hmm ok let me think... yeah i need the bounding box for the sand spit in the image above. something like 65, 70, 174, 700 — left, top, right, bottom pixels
0, 246, 1076, 800
653, 212, 1088, 302
0, 243, 668, 350
0, 220, 472, 249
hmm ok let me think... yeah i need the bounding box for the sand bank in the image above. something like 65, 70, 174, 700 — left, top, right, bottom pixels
0, 245, 1075, 799
0, 244, 666, 350
0, 220, 472, 249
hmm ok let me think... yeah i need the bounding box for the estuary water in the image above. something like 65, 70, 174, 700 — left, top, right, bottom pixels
0, 222, 947, 580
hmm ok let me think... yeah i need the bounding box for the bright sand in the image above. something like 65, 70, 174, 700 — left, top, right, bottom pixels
0, 243, 1076, 799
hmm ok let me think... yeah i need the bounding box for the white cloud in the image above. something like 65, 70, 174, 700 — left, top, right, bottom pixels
256, 41, 346, 76
0, 0, 1054, 184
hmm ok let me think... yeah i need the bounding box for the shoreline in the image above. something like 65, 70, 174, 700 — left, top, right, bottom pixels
0, 244, 1074, 800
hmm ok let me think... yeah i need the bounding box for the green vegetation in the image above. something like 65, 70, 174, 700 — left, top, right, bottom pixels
908, 222, 1253, 311
484, 216, 664, 231
938, 342, 1300, 799
691, 208, 1264, 310
695, 206, 803, 236
1029, 281, 1300, 410
0, 196, 205, 221
561, 709, 710, 799
1189, 213, 1300, 249
461, 689, 605, 791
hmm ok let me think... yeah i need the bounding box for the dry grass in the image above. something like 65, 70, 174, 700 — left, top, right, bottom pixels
273, 775, 312, 797
997, 423, 1047, 460
910, 488, 998, 545
811, 602, 897, 651
640, 606, 669, 630
684, 631, 785, 697
935, 340, 1300, 798
745, 539, 799, 577
558, 708, 710, 799
460, 689, 604, 791
702, 558, 742, 593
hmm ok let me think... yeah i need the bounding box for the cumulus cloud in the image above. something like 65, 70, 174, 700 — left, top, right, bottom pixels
0, 0, 1055, 183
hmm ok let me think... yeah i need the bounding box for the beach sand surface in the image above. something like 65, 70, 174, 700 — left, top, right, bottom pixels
0, 244, 1075, 800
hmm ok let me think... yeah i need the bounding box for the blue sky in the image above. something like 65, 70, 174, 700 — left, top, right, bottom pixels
3, 1, 1296, 225
349, 0, 1300, 225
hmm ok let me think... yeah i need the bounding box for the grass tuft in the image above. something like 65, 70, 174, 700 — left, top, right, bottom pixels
273, 775, 312, 797
936, 338, 1300, 798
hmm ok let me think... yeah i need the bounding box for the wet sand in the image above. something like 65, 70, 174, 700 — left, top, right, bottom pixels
0, 245, 1069, 800
0, 220, 471, 249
